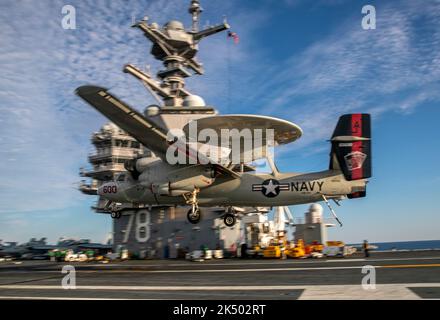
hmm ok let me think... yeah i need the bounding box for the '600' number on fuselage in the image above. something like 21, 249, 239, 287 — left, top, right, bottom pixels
102, 185, 117, 194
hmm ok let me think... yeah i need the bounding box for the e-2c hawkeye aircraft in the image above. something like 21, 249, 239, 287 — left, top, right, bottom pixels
76, 86, 372, 227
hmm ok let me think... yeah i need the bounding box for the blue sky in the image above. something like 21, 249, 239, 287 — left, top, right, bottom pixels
0, 0, 439, 243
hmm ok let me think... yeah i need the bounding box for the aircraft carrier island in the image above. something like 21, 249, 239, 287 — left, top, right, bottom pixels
1, 0, 438, 301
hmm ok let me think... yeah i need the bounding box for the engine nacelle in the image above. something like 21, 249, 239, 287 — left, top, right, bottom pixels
151, 182, 170, 196
150, 183, 189, 196
168, 166, 215, 191
125, 157, 161, 180
141, 164, 215, 195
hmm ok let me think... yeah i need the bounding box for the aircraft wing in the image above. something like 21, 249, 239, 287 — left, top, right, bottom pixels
76, 86, 170, 159
76, 86, 240, 179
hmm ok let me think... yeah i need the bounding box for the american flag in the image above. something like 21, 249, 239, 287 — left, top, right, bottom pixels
227, 31, 239, 44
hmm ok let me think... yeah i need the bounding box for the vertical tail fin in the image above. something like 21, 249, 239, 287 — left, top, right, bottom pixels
330, 114, 372, 181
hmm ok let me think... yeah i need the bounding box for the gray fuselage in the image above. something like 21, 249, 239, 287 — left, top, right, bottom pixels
98, 168, 366, 207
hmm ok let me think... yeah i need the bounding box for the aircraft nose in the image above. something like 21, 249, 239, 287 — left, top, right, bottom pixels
97, 185, 105, 196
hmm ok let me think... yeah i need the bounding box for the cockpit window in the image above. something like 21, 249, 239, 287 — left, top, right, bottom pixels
248, 158, 273, 174
116, 174, 126, 182
231, 158, 274, 175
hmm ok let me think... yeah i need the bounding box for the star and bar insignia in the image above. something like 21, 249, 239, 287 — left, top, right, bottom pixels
252, 179, 290, 198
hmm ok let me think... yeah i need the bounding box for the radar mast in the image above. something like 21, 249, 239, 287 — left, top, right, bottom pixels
125, 0, 230, 107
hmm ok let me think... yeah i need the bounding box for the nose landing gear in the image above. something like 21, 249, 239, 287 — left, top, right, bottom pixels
104, 201, 122, 219
110, 211, 122, 219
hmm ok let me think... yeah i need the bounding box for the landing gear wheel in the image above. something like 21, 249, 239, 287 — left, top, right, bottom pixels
111, 212, 121, 219
224, 213, 236, 227
187, 208, 201, 224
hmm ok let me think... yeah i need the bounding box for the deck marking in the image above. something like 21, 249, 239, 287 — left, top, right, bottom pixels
0, 296, 141, 300
1, 283, 440, 291
298, 284, 424, 300
2, 262, 440, 275
0, 283, 439, 301
380, 263, 440, 268
3, 256, 440, 270
73, 263, 440, 273
84, 256, 440, 267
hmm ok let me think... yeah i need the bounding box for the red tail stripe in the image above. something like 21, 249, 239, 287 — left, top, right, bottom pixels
351, 114, 363, 180
351, 114, 362, 137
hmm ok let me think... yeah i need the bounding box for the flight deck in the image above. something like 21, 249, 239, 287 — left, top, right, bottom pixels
0, 250, 439, 300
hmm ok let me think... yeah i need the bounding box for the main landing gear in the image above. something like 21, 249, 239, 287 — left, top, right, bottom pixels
222, 207, 238, 227
183, 189, 238, 227
184, 188, 201, 224
223, 213, 237, 227
105, 201, 122, 219
187, 207, 201, 224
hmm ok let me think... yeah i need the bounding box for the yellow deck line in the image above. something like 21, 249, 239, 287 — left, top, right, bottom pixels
379, 263, 440, 269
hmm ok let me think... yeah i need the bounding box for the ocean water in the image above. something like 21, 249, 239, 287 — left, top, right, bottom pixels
350, 240, 440, 251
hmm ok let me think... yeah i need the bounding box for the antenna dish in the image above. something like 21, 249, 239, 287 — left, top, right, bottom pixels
183, 95, 206, 107
165, 20, 184, 31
